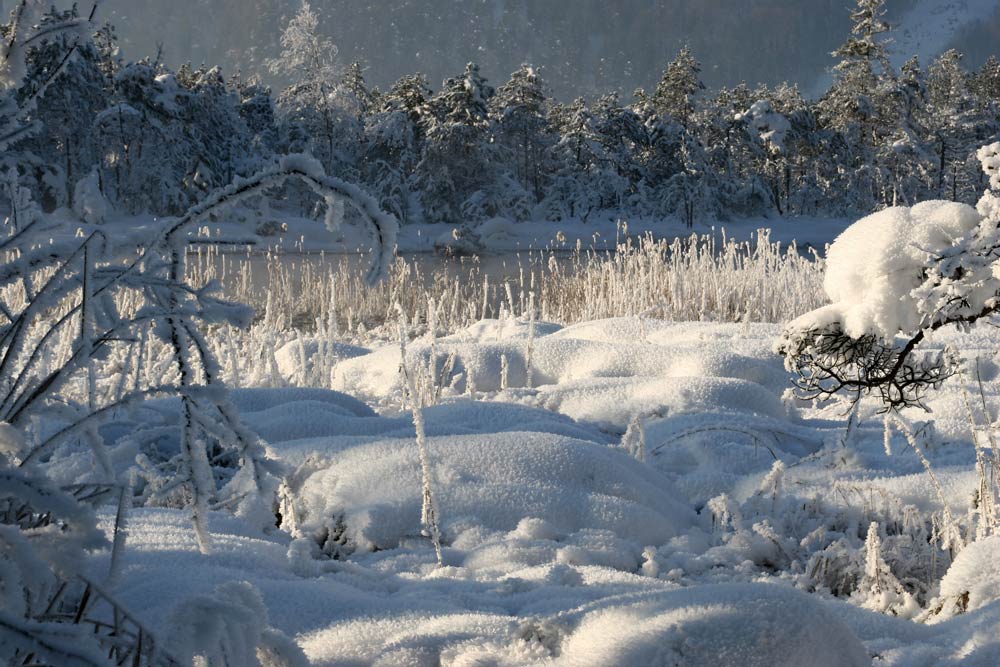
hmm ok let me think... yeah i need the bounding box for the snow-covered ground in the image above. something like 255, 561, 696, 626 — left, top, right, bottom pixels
85, 315, 1000, 665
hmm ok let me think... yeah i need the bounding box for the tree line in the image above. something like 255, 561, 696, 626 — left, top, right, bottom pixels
6, 0, 1000, 227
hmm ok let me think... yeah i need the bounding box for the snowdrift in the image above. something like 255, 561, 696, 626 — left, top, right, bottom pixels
285, 429, 696, 556
332, 318, 791, 429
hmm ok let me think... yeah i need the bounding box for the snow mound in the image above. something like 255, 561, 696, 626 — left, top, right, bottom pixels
555, 584, 870, 667
811, 200, 982, 339
930, 535, 1000, 622
287, 431, 696, 556
333, 318, 791, 429
273, 338, 370, 383
229, 387, 375, 417
537, 375, 787, 427
642, 413, 820, 504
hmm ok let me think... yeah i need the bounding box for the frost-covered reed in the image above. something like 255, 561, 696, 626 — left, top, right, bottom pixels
187, 228, 827, 339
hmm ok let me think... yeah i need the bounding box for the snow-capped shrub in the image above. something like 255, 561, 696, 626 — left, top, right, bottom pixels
72, 169, 108, 224
777, 144, 1000, 410
166, 581, 308, 667
284, 429, 695, 557
0, 465, 110, 666
925, 534, 1000, 622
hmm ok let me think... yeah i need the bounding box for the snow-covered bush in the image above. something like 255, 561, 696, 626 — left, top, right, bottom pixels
72, 169, 108, 224
1, 19, 399, 667
166, 581, 308, 667
777, 144, 1000, 410
552, 584, 870, 667
1, 153, 396, 555
0, 466, 112, 666
925, 534, 1000, 622
283, 426, 695, 558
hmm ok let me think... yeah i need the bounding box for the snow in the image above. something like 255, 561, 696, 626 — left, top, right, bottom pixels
792, 200, 983, 339
53, 312, 1000, 665
72, 170, 108, 225
285, 428, 695, 556
166, 581, 308, 667
932, 535, 1000, 621
334, 318, 790, 428
553, 585, 870, 667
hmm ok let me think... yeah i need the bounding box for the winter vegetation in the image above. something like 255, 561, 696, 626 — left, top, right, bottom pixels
5, 0, 1000, 235
8, 0, 1000, 665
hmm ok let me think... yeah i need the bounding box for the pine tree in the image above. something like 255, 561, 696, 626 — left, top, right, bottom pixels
417, 62, 497, 222
818, 0, 895, 210
343, 61, 377, 120
93, 61, 189, 213
970, 56, 1000, 106
591, 92, 645, 208
651, 46, 705, 125
267, 1, 347, 174
17, 5, 109, 209
877, 56, 934, 205
926, 49, 985, 202
92, 21, 122, 81
234, 77, 279, 158
362, 73, 433, 222
543, 97, 623, 220
819, 0, 892, 135
492, 64, 551, 202
176, 65, 253, 190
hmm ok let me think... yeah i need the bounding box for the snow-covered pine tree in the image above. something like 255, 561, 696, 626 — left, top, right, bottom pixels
342, 61, 377, 121
267, 1, 348, 176
651, 46, 705, 127
542, 97, 622, 221
234, 77, 280, 161
417, 62, 498, 223
92, 61, 191, 213
667, 130, 717, 228
591, 93, 645, 211
818, 0, 895, 210
492, 64, 551, 203
926, 50, 989, 203
362, 73, 432, 222
175, 64, 254, 191
970, 56, 1000, 107
877, 56, 935, 206
16, 5, 109, 210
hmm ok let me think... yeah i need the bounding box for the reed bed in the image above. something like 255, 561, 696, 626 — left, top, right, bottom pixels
187, 229, 828, 338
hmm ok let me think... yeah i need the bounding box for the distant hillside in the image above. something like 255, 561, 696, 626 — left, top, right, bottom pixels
86, 0, 1000, 98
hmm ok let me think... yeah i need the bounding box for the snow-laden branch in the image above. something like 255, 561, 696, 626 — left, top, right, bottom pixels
777, 142, 1000, 411
161, 153, 398, 285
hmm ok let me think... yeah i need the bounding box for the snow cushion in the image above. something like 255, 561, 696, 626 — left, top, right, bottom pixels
554, 584, 870, 667
813, 200, 982, 339
288, 431, 696, 554
931, 535, 1000, 622
333, 318, 790, 429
